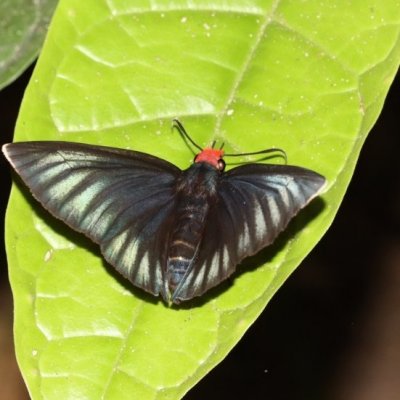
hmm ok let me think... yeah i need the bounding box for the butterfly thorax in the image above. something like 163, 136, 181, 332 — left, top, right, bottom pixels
166, 162, 220, 300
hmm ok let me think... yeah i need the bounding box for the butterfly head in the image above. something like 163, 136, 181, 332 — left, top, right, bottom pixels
172, 118, 288, 171
194, 148, 225, 171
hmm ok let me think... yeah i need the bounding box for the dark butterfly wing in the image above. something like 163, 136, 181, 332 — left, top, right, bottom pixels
173, 164, 326, 302
3, 141, 181, 299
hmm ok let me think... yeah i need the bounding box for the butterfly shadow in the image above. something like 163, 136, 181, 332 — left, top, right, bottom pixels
10, 177, 93, 250
176, 196, 326, 310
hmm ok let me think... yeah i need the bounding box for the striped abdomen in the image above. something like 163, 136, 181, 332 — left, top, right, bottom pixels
166, 162, 219, 297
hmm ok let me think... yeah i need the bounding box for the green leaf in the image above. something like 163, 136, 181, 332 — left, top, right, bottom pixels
0, 0, 58, 90
5, 0, 400, 399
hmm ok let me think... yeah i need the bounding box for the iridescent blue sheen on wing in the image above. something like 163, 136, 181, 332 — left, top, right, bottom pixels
3, 141, 180, 298
171, 164, 325, 302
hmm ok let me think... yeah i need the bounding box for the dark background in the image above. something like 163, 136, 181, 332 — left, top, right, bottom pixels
1, 67, 399, 400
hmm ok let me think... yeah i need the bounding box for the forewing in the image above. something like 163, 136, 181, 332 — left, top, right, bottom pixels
173, 164, 326, 301
3, 141, 181, 298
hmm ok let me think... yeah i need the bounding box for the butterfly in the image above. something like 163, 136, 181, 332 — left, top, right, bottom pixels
2, 120, 326, 304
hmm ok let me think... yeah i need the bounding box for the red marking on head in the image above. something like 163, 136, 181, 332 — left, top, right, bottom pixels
195, 148, 225, 169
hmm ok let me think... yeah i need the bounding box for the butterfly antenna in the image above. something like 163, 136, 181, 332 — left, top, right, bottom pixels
224, 148, 288, 164
172, 119, 203, 152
